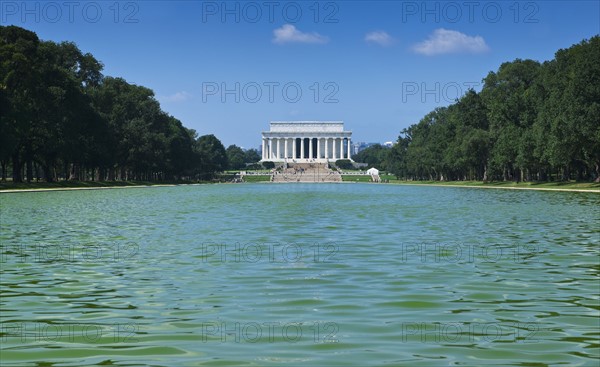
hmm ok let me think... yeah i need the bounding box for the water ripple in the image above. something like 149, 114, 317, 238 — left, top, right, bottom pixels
1, 184, 599, 366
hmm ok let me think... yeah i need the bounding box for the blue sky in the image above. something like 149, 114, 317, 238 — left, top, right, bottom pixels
2, 0, 599, 149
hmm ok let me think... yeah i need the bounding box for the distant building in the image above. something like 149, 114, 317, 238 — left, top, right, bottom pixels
353, 142, 380, 154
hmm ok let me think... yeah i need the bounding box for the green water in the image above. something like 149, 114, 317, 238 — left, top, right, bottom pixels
1, 184, 599, 366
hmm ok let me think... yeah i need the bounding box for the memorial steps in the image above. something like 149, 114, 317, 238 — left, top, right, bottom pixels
271, 163, 342, 183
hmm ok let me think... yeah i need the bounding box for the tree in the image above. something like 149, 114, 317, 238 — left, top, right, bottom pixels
449, 90, 490, 180
387, 129, 411, 179
537, 36, 600, 180
37, 40, 106, 181
384, 36, 599, 182
0, 26, 41, 182
0, 79, 15, 181
335, 159, 353, 170
262, 161, 275, 169
194, 134, 227, 179
244, 149, 261, 164
1, 25, 232, 183
481, 59, 542, 181
2, 26, 597, 184
352, 144, 390, 169
226, 144, 246, 170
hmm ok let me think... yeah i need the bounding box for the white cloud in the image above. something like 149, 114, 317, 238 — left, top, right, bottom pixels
162, 91, 192, 103
412, 29, 489, 55
272, 24, 329, 44
365, 31, 394, 46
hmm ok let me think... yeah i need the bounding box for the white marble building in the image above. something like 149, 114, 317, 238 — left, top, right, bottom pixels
261, 121, 352, 162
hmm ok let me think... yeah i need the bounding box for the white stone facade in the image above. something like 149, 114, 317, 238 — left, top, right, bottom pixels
261, 121, 353, 162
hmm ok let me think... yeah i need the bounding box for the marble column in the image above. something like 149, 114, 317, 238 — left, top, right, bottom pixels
300, 138, 305, 159
293, 138, 297, 159
317, 138, 321, 160
325, 138, 329, 160
284, 138, 288, 159
277, 138, 281, 159
332, 138, 337, 160
347, 138, 351, 159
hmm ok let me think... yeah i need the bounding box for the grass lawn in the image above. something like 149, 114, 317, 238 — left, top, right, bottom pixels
340, 175, 599, 191
2, 177, 597, 192
342, 174, 396, 182
388, 180, 600, 191
0, 180, 202, 191
242, 175, 271, 183
341, 175, 373, 182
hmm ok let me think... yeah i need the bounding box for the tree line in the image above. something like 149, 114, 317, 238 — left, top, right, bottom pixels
362, 36, 599, 182
3, 27, 598, 183
0, 25, 262, 183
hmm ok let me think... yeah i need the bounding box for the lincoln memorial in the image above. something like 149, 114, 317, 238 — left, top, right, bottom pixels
261, 121, 352, 162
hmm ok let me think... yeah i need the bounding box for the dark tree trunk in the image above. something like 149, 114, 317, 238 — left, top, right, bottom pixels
69, 163, 80, 181
63, 162, 69, 181
12, 152, 22, 183
576, 167, 584, 181
43, 163, 54, 182
26, 159, 33, 183
1, 160, 6, 182
562, 165, 570, 181
482, 163, 488, 182
34, 162, 40, 182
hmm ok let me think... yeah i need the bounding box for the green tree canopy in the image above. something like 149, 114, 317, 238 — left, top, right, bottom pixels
386, 36, 599, 182
0, 25, 228, 182
226, 144, 247, 170
352, 144, 390, 170
195, 134, 227, 179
